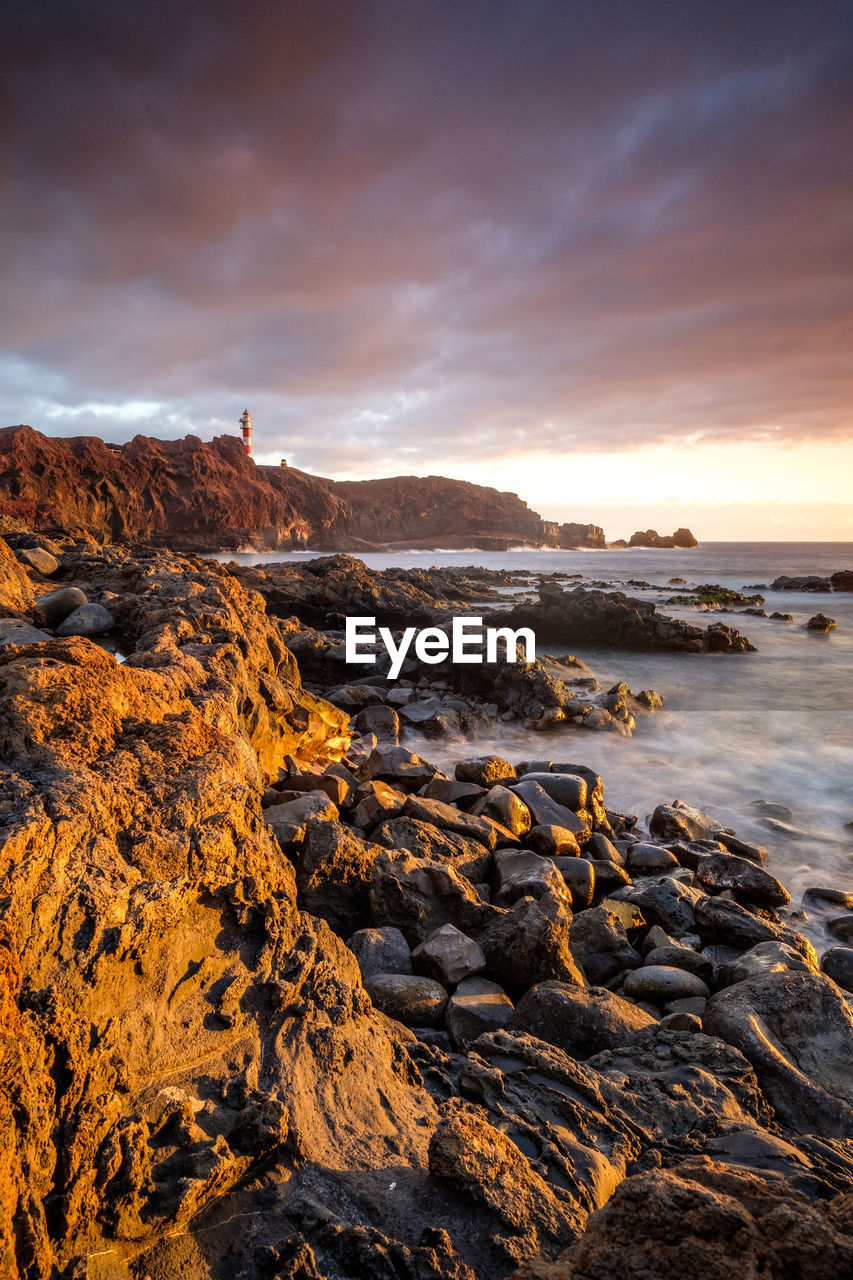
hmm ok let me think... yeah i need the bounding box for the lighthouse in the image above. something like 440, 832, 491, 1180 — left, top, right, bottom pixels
239, 408, 253, 457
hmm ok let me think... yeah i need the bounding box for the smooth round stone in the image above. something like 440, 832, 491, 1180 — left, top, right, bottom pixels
821, 947, 853, 993
626, 843, 679, 875
56, 602, 115, 636
35, 585, 88, 625
644, 945, 712, 984
623, 964, 710, 1002
364, 974, 448, 1027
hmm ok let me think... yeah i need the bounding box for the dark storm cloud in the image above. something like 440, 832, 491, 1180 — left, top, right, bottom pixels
1, 0, 851, 471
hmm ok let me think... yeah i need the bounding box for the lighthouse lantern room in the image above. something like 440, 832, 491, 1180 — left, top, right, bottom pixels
239, 409, 253, 457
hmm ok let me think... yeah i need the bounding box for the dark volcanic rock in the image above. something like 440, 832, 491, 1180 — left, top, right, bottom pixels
1, 424, 590, 553
703, 970, 853, 1136
521, 1163, 853, 1280
628, 526, 698, 548
509, 980, 656, 1058
486, 582, 754, 653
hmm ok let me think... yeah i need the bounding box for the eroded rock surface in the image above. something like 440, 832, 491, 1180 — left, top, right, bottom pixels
1, 540, 852, 1280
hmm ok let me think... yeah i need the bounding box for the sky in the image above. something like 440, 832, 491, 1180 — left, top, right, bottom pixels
1, 0, 852, 540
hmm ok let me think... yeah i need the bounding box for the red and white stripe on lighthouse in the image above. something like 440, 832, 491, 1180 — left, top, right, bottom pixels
239, 408, 253, 457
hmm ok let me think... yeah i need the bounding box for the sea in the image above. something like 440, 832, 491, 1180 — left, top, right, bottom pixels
213, 543, 853, 913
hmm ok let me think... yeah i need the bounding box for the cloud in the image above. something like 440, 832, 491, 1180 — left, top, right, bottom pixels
1, 0, 852, 480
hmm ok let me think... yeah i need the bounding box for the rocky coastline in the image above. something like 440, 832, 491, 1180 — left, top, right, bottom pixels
0, 425, 695, 555
1, 536, 852, 1279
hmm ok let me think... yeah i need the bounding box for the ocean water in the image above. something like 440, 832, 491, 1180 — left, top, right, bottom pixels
216, 543, 853, 910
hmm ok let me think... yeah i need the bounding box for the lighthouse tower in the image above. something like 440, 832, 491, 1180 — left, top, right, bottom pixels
239, 408, 253, 457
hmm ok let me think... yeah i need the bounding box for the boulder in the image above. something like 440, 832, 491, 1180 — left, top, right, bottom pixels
717, 940, 812, 987
411, 924, 486, 985
806, 613, 836, 632
348, 926, 412, 979
826, 912, 853, 943
585, 831, 625, 864
623, 965, 710, 1003
329, 683, 387, 710
471, 785, 531, 836
643, 945, 712, 984
623, 876, 706, 936
17, 545, 59, 575
35, 585, 88, 625
364, 745, 440, 790
695, 852, 790, 907
55, 602, 115, 636
626, 843, 679, 875
517, 771, 587, 811
510, 779, 590, 839
821, 947, 853, 993
351, 779, 406, 830
527, 824, 581, 857
421, 777, 486, 807
703, 970, 853, 1137
354, 703, 399, 741
590, 860, 632, 894
493, 849, 570, 908
649, 801, 726, 842
265, 792, 339, 846
402, 793, 513, 850
694, 895, 818, 969
509, 980, 656, 1058
455, 755, 516, 787
445, 976, 514, 1046
373, 816, 492, 882
363, 973, 448, 1027
567, 905, 642, 986
369, 850, 493, 945
279, 771, 350, 806
553, 856, 595, 909
478, 894, 585, 993
802, 886, 853, 910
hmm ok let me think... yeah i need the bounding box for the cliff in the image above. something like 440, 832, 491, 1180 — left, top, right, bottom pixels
325, 474, 547, 550
0, 425, 612, 551
0, 424, 349, 550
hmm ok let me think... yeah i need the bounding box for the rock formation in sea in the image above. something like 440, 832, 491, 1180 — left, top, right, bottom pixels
0, 425, 614, 553
627, 527, 699, 548
1, 535, 851, 1279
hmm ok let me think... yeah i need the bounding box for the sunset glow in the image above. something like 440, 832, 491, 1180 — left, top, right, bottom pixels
2, 0, 852, 538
